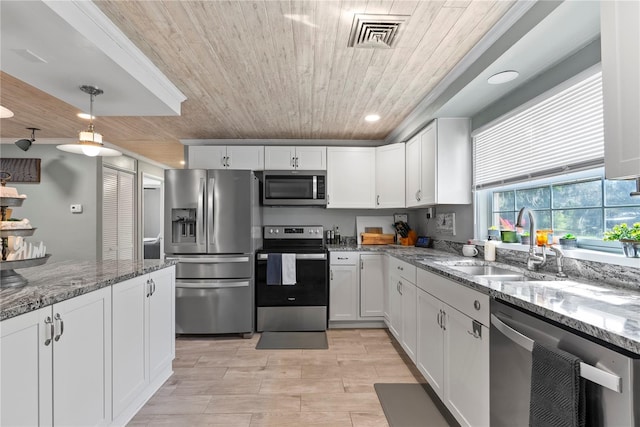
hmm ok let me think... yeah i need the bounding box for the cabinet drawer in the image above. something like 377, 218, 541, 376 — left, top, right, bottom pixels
331, 252, 359, 265
417, 269, 489, 325
389, 256, 416, 283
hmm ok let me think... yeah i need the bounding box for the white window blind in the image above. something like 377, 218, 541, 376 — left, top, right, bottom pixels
473, 71, 604, 189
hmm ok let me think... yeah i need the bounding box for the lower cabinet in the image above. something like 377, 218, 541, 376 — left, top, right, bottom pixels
360, 254, 384, 317
329, 253, 359, 321
112, 267, 175, 424
417, 269, 490, 427
386, 257, 417, 363
0, 286, 112, 427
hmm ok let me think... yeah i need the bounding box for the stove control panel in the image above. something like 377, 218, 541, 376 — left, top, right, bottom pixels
264, 225, 324, 239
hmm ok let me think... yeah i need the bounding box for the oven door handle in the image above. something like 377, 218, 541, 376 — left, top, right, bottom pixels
490, 314, 622, 393
257, 253, 327, 260
176, 279, 250, 289
167, 256, 250, 263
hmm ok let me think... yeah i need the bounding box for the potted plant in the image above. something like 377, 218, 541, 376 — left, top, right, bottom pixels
559, 233, 577, 249
499, 218, 518, 243
488, 225, 500, 240
604, 222, 640, 258
519, 231, 530, 245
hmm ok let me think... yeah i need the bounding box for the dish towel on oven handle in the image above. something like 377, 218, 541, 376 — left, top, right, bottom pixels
529, 341, 585, 427
266, 253, 282, 285
281, 253, 297, 285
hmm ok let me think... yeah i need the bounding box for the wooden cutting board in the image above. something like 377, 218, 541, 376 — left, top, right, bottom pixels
361, 233, 395, 245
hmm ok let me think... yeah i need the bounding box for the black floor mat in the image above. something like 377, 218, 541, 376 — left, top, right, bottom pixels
256, 331, 328, 350
374, 383, 455, 427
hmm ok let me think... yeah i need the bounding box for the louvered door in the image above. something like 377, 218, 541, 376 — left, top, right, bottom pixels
103, 166, 136, 261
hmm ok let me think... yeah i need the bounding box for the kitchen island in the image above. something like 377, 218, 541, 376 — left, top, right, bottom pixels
0, 259, 176, 427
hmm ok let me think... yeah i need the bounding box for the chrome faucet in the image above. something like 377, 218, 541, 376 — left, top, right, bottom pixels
549, 245, 568, 278
516, 207, 546, 270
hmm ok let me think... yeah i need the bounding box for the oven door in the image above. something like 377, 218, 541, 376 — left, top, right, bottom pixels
255, 252, 328, 306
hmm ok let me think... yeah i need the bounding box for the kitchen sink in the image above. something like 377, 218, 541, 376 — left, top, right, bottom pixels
446, 264, 528, 281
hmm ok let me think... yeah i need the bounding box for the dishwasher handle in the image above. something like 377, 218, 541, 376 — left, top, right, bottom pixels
490, 314, 622, 393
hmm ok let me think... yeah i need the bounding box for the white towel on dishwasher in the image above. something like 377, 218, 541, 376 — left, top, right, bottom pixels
281, 253, 297, 285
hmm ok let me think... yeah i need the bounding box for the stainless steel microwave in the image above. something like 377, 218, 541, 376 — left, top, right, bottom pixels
262, 171, 327, 206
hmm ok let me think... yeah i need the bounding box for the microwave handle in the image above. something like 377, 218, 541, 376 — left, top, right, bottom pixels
313, 175, 317, 199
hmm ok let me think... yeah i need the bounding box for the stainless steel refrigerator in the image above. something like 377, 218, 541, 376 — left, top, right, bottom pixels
164, 169, 261, 336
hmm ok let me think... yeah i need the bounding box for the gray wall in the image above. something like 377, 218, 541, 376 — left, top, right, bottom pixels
143, 187, 162, 238
409, 205, 475, 243
0, 144, 99, 261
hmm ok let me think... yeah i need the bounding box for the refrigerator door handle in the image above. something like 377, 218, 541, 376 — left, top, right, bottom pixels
197, 177, 205, 245
208, 177, 215, 246
490, 314, 622, 393
168, 256, 250, 263
176, 279, 250, 289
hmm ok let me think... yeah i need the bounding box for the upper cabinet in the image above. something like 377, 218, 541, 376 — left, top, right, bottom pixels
264, 146, 326, 170
375, 143, 405, 208
405, 118, 471, 208
188, 146, 264, 170
327, 147, 375, 208
601, 1, 640, 180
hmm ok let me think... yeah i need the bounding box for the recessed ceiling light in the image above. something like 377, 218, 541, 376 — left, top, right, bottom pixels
77, 112, 95, 120
0, 105, 14, 118
365, 114, 380, 122
487, 70, 519, 85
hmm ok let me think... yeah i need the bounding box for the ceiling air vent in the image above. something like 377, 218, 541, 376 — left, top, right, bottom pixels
348, 14, 409, 49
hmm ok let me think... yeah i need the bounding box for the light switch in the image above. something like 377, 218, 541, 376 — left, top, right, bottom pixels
70, 204, 83, 213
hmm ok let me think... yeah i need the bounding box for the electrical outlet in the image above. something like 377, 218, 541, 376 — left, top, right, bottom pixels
70, 204, 83, 213
425, 207, 433, 219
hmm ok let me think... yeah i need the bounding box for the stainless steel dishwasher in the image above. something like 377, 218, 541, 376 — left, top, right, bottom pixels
490, 299, 639, 426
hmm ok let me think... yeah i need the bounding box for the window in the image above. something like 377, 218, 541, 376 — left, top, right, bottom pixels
486, 169, 640, 241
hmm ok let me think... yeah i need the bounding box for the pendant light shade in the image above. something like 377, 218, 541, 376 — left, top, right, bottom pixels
57, 85, 122, 157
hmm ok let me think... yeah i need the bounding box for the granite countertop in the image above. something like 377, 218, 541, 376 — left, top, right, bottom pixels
328, 244, 640, 355
0, 259, 176, 321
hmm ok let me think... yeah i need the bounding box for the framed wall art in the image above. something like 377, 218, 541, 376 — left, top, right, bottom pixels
0, 158, 41, 183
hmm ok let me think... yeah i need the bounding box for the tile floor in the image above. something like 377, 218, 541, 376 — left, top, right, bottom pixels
129, 329, 432, 426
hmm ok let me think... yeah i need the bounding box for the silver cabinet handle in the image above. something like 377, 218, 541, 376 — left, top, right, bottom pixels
436, 311, 441, 328
398, 281, 403, 296
376, 195, 380, 205
490, 314, 622, 393
360, 259, 363, 270
226, 156, 231, 167
44, 316, 54, 346
330, 269, 334, 280
441, 309, 446, 331
146, 279, 151, 298
150, 278, 156, 296
295, 157, 299, 168
291, 157, 296, 167
54, 313, 64, 342
474, 300, 481, 311
327, 194, 330, 205
337, 257, 349, 260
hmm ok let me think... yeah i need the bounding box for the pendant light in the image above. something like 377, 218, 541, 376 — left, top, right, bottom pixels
57, 85, 122, 157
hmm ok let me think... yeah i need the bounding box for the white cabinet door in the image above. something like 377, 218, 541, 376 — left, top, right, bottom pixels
0, 307, 53, 427
329, 265, 358, 321
417, 288, 444, 400
53, 287, 111, 427
375, 143, 405, 208
112, 277, 148, 419
387, 272, 403, 340
420, 124, 437, 206
405, 134, 422, 208
602, 1, 640, 180
226, 146, 264, 170
148, 268, 176, 381
188, 146, 227, 169
264, 146, 296, 170
295, 146, 326, 170
360, 254, 384, 317
400, 280, 417, 363
327, 147, 376, 208
444, 307, 489, 427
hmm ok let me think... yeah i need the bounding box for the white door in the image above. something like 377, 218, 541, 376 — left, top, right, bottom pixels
420, 123, 437, 205
264, 146, 296, 170
327, 147, 375, 208
226, 146, 264, 170
329, 265, 358, 321
295, 146, 326, 170
111, 277, 148, 419
148, 268, 176, 381
375, 143, 405, 208
53, 287, 111, 427
405, 135, 421, 207
417, 289, 444, 399
400, 281, 417, 363
360, 254, 384, 317
388, 273, 403, 340
188, 146, 227, 169
444, 307, 490, 427
0, 307, 53, 426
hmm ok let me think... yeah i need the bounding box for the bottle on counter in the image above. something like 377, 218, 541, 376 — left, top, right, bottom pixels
485, 240, 497, 261
334, 226, 340, 245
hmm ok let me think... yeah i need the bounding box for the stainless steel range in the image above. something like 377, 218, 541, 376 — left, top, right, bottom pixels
255, 226, 328, 332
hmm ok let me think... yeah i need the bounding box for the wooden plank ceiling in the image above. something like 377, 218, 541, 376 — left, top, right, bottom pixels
0, 0, 513, 168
